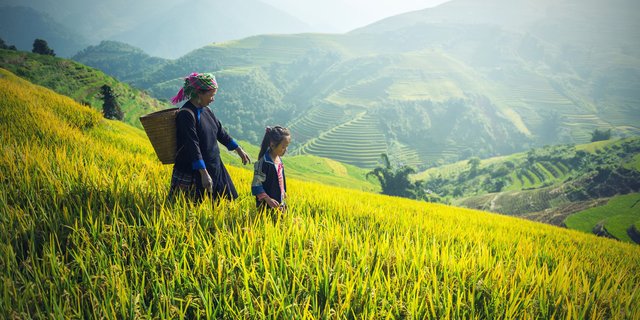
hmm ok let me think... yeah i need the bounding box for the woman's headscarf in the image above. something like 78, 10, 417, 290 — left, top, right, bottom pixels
171, 72, 218, 105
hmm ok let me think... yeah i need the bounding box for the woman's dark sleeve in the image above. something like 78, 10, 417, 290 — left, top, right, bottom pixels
176, 110, 205, 170
213, 112, 239, 151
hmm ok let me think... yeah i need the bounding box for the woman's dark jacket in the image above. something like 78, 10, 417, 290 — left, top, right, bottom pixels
173, 101, 238, 199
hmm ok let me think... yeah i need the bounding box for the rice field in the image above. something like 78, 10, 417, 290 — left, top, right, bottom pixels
296, 112, 388, 168
287, 105, 350, 145
458, 186, 572, 218
2, 68, 640, 319
564, 193, 640, 243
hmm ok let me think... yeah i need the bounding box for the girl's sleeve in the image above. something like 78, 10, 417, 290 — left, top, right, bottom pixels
213, 112, 239, 151
176, 110, 205, 170
251, 160, 268, 200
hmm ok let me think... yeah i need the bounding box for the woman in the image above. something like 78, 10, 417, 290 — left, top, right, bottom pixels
168, 72, 251, 201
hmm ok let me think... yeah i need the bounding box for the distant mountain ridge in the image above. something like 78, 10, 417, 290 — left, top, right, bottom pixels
72, 0, 640, 169
110, 0, 312, 58
1, 0, 313, 58
354, 0, 640, 47
0, 6, 89, 57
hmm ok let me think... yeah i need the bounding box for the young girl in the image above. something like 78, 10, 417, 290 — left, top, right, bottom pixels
251, 126, 291, 211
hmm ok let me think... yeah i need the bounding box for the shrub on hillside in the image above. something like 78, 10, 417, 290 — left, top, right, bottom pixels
591, 128, 611, 142
32, 39, 55, 56
0, 38, 17, 51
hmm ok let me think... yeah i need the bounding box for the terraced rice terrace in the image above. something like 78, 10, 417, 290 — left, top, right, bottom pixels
508, 161, 574, 190
325, 77, 391, 107
387, 141, 422, 168
294, 111, 388, 168
458, 185, 572, 216
408, 142, 466, 167
491, 70, 622, 143
287, 105, 350, 144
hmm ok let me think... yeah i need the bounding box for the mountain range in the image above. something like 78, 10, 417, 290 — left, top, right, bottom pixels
0, 0, 312, 58
0, 6, 89, 57
71, 0, 640, 169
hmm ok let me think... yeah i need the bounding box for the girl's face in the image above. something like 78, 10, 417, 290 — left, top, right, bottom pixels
271, 136, 291, 157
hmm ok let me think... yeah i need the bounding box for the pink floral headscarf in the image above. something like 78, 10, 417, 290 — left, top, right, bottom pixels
171, 72, 218, 105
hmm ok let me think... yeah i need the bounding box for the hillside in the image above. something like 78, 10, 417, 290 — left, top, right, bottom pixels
71, 41, 170, 89
2, 66, 640, 318
0, 50, 377, 191
564, 193, 640, 243
414, 139, 640, 243
0, 49, 169, 128
73, 0, 640, 169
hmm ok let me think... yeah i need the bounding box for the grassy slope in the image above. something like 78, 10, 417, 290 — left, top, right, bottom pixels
626, 153, 640, 170
416, 138, 634, 187
564, 193, 640, 243
283, 155, 380, 192
415, 139, 640, 242
0, 48, 378, 191
0, 49, 169, 128
2, 68, 639, 318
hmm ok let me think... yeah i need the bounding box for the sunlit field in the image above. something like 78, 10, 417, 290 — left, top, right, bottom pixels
2, 68, 639, 318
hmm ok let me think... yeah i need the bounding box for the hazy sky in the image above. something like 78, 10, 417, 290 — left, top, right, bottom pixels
260, 0, 452, 32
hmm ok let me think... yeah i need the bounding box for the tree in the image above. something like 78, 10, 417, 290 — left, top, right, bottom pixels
591, 129, 611, 142
0, 38, 17, 51
100, 85, 124, 120
367, 154, 419, 198
468, 157, 481, 177
32, 39, 55, 56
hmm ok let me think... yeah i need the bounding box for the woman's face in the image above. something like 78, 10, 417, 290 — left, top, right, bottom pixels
271, 136, 291, 157
199, 88, 217, 106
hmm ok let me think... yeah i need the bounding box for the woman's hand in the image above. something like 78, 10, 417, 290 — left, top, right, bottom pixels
264, 197, 280, 209
235, 147, 251, 165
264, 197, 286, 212
199, 169, 213, 193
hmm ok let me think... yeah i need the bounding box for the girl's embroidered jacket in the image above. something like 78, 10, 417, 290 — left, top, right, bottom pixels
251, 152, 286, 207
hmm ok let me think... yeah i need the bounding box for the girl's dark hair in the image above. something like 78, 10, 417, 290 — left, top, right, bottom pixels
258, 126, 290, 159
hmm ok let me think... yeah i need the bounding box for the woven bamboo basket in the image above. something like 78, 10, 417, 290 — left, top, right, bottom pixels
139, 108, 180, 164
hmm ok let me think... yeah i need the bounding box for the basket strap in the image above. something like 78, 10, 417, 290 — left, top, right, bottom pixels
179, 108, 197, 124
175, 107, 198, 162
